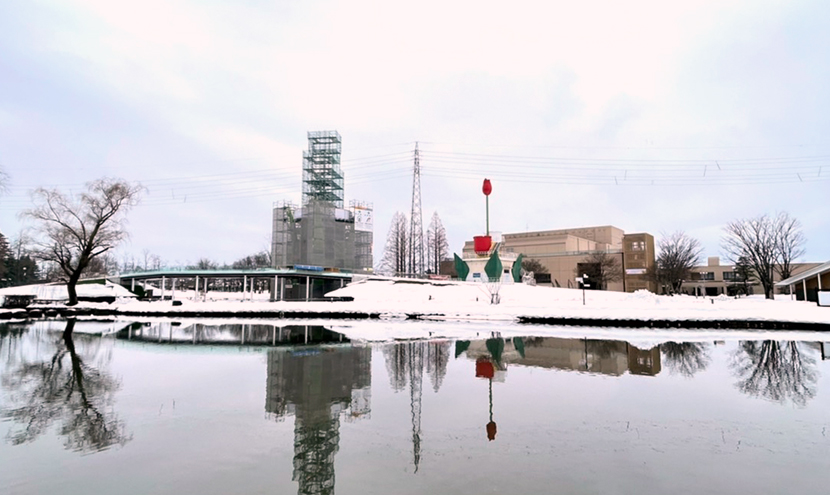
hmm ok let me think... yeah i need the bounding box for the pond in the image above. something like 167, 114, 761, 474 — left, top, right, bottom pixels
1, 319, 828, 495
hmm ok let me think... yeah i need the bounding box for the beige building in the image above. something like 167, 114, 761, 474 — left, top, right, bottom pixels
461, 226, 656, 292
776, 261, 830, 303
680, 257, 822, 297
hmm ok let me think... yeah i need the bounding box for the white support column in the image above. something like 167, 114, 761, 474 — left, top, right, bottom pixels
172, 278, 177, 300
280, 277, 285, 301
131, 278, 135, 292
803, 279, 808, 301
306, 276, 310, 301
790, 284, 795, 300
273, 275, 278, 302
242, 275, 247, 302
195, 276, 199, 301
161, 276, 166, 300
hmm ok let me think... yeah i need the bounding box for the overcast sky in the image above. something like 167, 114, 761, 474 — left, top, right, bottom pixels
1, 0, 829, 268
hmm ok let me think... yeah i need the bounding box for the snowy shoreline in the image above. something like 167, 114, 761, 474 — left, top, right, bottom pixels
3, 279, 828, 331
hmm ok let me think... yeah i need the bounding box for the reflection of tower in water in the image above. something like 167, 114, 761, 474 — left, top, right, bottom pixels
266, 345, 371, 495
382, 340, 451, 473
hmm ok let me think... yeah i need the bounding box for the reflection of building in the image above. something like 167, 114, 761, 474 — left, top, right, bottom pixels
266, 345, 371, 495
118, 323, 349, 347
461, 226, 656, 292
462, 337, 661, 377
271, 131, 373, 272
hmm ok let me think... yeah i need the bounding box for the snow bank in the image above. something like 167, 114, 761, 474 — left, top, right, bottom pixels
324, 279, 830, 325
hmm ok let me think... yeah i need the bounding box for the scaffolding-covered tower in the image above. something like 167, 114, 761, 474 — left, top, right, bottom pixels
271, 131, 373, 272
303, 131, 344, 208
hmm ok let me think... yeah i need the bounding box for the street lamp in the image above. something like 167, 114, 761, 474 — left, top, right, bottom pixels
576, 273, 590, 305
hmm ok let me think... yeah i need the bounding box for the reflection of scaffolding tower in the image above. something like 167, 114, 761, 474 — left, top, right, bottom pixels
266, 346, 371, 495
303, 131, 344, 208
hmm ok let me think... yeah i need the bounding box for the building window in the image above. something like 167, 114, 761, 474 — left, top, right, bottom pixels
723, 271, 735, 281
692, 272, 715, 281
630, 241, 645, 251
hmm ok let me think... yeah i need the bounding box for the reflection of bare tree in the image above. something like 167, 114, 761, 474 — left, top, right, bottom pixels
660, 342, 711, 377
425, 341, 450, 393
382, 343, 409, 392
731, 341, 818, 406
1, 320, 131, 452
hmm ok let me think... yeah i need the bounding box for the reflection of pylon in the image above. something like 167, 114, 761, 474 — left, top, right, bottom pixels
408, 341, 424, 472
408, 143, 425, 276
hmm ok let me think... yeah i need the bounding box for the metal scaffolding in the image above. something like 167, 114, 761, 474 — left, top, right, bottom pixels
302, 131, 344, 208
272, 200, 298, 268
350, 200, 373, 272
271, 131, 373, 272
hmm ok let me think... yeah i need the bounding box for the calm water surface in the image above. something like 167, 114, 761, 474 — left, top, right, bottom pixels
1, 320, 828, 495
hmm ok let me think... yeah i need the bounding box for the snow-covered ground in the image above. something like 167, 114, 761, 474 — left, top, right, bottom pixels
326, 278, 830, 324
7, 278, 821, 326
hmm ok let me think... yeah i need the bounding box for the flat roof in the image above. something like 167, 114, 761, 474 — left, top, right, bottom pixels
776, 260, 830, 286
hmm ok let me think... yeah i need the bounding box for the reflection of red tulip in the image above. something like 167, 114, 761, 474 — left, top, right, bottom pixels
475, 358, 495, 379
482, 178, 492, 196
486, 421, 497, 441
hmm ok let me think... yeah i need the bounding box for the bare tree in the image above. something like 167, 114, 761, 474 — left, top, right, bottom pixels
231, 250, 271, 269
576, 252, 623, 290
722, 213, 804, 299
378, 212, 408, 276
773, 212, 805, 283
425, 212, 450, 275
24, 178, 143, 306
84, 252, 119, 277
191, 258, 219, 270
650, 231, 703, 294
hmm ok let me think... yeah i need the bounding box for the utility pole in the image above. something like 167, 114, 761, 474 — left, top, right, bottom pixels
409, 142, 425, 276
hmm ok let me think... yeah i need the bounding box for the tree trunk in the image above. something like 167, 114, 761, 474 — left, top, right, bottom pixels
67, 273, 81, 306
63, 318, 77, 340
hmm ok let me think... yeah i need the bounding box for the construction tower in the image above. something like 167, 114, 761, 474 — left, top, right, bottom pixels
303, 131, 344, 208
271, 131, 373, 272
